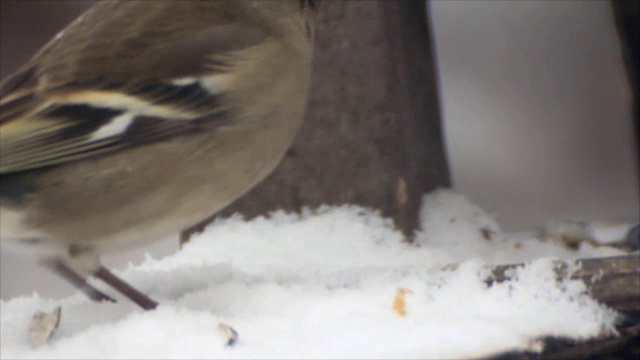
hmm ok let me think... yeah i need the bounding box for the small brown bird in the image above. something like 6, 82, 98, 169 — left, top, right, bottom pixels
0, 0, 316, 310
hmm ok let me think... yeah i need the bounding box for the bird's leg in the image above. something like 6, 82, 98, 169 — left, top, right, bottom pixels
93, 266, 159, 310
43, 259, 116, 303
94, 265, 239, 344
65, 246, 156, 309
31, 259, 114, 348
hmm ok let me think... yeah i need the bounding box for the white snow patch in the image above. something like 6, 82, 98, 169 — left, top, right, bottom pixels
0, 189, 628, 359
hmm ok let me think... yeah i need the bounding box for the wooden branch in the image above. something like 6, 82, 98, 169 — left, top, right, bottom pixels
486, 254, 640, 359
488, 325, 640, 360
488, 254, 640, 312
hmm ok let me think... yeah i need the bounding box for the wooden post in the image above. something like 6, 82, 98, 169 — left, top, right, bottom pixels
184, 0, 450, 242
611, 1, 639, 184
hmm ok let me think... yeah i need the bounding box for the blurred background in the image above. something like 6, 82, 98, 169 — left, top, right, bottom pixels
1, 1, 638, 299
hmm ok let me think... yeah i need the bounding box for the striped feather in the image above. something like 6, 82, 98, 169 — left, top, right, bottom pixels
0, 80, 229, 174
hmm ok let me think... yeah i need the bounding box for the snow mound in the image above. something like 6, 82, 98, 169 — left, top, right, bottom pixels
1, 190, 626, 359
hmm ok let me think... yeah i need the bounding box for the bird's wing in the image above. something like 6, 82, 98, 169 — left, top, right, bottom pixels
0, 8, 267, 175
0, 80, 229, 174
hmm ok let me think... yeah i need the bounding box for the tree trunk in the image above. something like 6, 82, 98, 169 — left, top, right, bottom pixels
611, 0, 640, 186
183, 0, 450, 242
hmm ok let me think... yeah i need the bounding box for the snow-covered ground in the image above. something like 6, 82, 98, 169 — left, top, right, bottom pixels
0, 190, 634, 359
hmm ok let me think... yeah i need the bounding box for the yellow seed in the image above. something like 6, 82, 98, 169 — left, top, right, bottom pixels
392, 288, 413, 317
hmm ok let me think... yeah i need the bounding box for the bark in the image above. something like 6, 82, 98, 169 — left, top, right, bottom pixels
486, 254, 640, 360
489, 254, 640, 313
611, 0, 640, 188
184, 0, 450, 242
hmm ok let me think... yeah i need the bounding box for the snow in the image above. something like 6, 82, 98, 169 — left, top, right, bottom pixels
0, 189, 632, 359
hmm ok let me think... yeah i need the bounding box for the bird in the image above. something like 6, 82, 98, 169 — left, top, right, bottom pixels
0, 0, 316, 310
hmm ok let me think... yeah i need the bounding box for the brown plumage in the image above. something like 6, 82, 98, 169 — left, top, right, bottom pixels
0, 0, 316, 310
